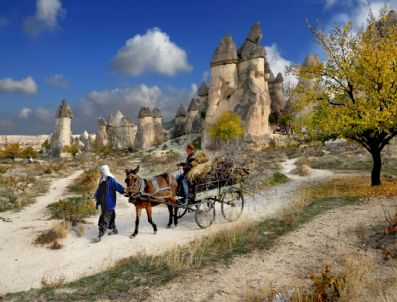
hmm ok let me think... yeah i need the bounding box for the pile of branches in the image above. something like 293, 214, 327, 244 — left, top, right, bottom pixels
188, 155, 249, 193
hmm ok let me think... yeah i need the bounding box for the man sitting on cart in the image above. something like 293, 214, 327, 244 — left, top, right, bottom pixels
176, 144, 195, 205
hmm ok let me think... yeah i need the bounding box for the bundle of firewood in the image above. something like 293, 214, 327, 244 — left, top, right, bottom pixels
188, 155, 249, 192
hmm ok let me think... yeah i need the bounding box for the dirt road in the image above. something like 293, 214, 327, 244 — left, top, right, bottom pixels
0, 160, 333, 294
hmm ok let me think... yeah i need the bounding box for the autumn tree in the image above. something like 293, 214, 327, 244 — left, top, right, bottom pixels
207, 112, 244, 145
292, 9, 397, 186
0, 143, 22, 162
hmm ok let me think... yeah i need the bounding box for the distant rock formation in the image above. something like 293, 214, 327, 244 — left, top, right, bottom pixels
135, 107, 165, 150
80, 130, 95, 152
173, 104, 187, 138
202, 21, 273, 148
96, 111, 137, 150
184, 98, 200, 134
269, 72, 287, 121
152, 107, 166, 145
285, 53, 321, 118
50, 100, 73, 157
192, 81, 209, 133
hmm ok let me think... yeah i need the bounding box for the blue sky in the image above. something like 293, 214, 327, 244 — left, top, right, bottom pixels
0, 0, 396, 134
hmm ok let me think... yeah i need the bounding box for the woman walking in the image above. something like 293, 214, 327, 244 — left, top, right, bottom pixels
93, 165, 126, 242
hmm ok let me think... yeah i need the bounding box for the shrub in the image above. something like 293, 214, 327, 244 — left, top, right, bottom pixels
21, 146, 38, 159
63, 144, 80, 158
48, 197, 96, 225
207, 112, 244, 143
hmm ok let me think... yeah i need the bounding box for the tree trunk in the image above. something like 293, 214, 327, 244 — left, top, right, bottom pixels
370, 148, 382, 186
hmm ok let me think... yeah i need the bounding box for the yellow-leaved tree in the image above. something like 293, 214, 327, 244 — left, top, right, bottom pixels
292, 8, 397, 186
207, 112, 244, 145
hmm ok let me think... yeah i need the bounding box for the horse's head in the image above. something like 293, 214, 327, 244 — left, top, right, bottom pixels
125, 165, 141, 196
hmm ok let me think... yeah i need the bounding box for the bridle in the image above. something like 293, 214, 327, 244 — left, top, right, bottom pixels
126, 173, 145, 196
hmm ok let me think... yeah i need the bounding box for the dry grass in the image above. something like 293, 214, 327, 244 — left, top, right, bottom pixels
242, 254, 391, 302
294, 157, 311, 176
34, 223, 68, 247
69, 169, 99, 195
297, 176, 397, 203
41, 273, 66, 288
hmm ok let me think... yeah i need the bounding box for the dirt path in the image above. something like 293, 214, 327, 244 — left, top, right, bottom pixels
0, 160, 333, 294
150, 198, 396, 302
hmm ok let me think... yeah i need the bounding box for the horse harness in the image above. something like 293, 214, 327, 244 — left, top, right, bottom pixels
127, 173, 175, 203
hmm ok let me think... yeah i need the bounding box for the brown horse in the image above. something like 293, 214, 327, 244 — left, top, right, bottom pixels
125, 165, 178, 238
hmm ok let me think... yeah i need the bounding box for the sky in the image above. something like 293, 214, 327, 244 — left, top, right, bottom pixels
0, 0, 396, 135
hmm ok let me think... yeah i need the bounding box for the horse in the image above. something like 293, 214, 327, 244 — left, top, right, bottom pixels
125, 165, 178, 238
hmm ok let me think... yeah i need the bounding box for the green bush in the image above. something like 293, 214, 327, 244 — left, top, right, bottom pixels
48, 196, 96, 225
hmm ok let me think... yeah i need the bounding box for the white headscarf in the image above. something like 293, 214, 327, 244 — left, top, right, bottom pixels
100, 165, 115, 182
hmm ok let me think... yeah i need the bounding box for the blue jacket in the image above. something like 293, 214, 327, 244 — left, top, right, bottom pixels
94, 177, 125, 210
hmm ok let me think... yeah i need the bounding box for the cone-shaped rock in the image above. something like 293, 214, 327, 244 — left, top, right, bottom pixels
138, 107, 153, 118
152, 107, 162, 118
211, 34, 238, 66
175, 104, 187, 117
303, 53, 320, 67
197, 81, 209, 96
274, 72, 284, 83
187, 99, 200, 112
56, 100, 73, 119
239, 21, 266, 60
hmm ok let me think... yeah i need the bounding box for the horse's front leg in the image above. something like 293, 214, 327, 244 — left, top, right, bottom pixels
146, 205, 157, 234
131, 206, 142, 238
166, 204, 173, 228
173, 204, 178, 227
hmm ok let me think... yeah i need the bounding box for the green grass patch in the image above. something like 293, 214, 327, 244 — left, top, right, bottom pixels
47, 196, 96, 225
268, 171, 290, 185
4, 194, 361, 302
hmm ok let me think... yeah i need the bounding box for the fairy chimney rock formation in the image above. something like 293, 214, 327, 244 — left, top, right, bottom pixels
108, 111, 137, 150
96, 111, 136, 150
202, 21, 272, 149
50, 99, 73, 157
152, 107, 165, 145
135, 107, 156, 150
269, 72, 287, 117
285, 53, 321, 117
96, 117, 109, 148
197, 81, 209, 97
185, 99, 200, 134
173, 104, 187, 138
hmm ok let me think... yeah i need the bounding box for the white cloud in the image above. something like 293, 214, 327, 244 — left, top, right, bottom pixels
78, 85, 162, 119
24, 0, 65, 37
19, 108, 33, 119
265, 44, 298, 87
327, 0, 397, 27
34, 108, 52, 120
111, 28, 192, 76
0, 76, 38, 95
45, 74, 68, 88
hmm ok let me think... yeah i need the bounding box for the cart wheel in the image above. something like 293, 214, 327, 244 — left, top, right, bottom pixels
221, 188, 244, 222
195, 200, 216, 229
176, 206, 188, 219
